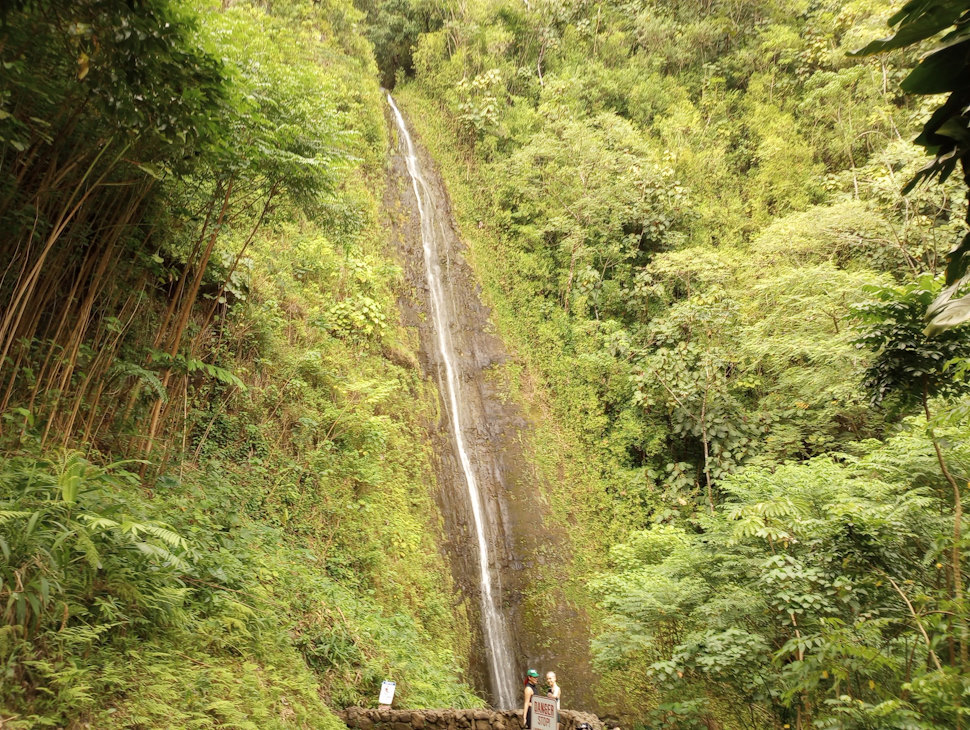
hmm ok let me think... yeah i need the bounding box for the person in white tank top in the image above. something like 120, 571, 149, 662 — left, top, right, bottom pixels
545, 672, 560, 707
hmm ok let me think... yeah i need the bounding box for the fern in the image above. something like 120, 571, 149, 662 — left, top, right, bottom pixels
133, 541, 191, 572
73, 525, 104, 570
0, 452, 195, 637
78, 515, 121, 530
125, 521, 187, 549
107, 360, 168, 403
148, 351, 247, 390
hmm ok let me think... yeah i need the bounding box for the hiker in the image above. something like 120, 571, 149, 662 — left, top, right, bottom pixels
545, 671, 560, 707
521, 668, 539, 727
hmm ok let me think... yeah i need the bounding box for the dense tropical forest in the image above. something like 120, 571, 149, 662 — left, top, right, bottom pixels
0, 1, 481, 727
2, 0, 970, 729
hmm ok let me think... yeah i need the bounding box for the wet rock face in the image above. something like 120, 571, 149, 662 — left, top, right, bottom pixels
382, 101, 599, 711
339, 708, 605, 730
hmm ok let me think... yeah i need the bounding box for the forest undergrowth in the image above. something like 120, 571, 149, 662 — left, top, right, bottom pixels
0, 1, 481, 727
371, 0, 970, 727
5, 0, 970, 728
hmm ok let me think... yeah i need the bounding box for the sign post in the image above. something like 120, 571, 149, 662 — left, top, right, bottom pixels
529, 695, 558, 730
379, 680, 396, 708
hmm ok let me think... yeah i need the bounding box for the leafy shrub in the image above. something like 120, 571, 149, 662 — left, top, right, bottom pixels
0, 452, 190, 640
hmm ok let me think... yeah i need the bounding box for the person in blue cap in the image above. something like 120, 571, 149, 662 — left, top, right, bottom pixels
521, 669, 539, 728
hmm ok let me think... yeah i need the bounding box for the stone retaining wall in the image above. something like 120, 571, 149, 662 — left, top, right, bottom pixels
339, 708, 605, 730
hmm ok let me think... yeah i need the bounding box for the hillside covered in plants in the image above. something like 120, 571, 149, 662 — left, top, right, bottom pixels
3, 0, 970, 729
362, 0, 970, 727
0, 1, 482, 727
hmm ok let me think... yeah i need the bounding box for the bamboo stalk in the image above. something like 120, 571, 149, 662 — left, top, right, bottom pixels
141, 178, 234, 460
58, 250, 135, 445
0, 140, 126, 380
191, 185, 276, 354
39, 186, 144, 446
120, 190, 218, 436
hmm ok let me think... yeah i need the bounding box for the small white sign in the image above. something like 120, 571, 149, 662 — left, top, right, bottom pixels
379, 681, 396, 705
530, 695, 558, 730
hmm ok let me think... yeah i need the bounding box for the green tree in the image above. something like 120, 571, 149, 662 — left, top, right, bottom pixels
356, 0, 443, 87
592, 438, 968, 729
856, 1, 970, 332
853, 275, 970, 673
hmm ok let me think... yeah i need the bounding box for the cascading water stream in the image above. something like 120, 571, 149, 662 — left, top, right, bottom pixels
387, 94, 517, 709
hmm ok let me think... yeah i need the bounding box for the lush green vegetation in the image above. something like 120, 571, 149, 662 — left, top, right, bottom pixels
5, 0, 970, 728
855, 0, 970, 334
1, 0, 480, 726
379, 0, 970, 727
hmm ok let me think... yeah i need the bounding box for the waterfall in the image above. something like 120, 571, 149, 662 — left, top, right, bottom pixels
387, 94, 518, 709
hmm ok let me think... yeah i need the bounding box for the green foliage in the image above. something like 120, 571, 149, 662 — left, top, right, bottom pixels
494, 112, 687, 318
387, 0, 970, 724
0, 453, 188, 638
855, 1, 970, 332
852, 275, 970, 407
0, 0, 365, 453
106, 359, 169, 404
855, 1, 970, 195
149, 351, 247, 390
356, 0, 444, 87
0, 447, 474, 727
632, 289, 764, 511
591, 426, 967, 728
0, 0, 228, 162
457, 69, 504, 144
1, 0, 480, 725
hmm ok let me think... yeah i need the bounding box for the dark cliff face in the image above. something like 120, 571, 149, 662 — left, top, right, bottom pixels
381, 102, 599, 712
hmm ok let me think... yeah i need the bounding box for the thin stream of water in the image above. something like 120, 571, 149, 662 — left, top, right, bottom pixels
387, 94, 517, 709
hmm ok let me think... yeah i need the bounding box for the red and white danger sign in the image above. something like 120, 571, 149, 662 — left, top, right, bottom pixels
530, 695, 558, 730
